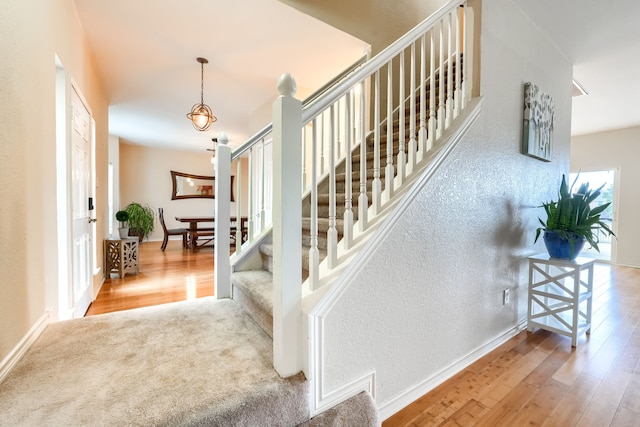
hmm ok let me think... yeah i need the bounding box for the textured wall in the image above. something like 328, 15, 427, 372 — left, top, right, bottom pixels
0, 0, 50, 358
571, 126, 640, 268
318, 0, 573, 413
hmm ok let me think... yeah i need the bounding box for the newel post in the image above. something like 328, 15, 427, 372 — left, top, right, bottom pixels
272, 73, 302, 377
214, 133, 232, 299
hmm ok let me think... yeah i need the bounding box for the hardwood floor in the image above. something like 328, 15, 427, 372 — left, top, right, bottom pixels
85, 240, 215, 316
383, 263, 640, 427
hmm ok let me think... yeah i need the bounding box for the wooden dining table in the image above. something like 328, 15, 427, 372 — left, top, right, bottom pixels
175, 216, 248, 249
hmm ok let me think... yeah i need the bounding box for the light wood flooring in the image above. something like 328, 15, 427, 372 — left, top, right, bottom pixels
384, 263, 640, 427
85, 240, 215, 316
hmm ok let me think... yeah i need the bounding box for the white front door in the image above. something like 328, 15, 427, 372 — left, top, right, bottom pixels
70, 87, 93, 318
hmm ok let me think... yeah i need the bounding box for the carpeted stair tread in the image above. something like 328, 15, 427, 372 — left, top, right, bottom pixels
0, 298, 309, 426
298, 391, 378, 426
232, 270, 274, 338
302, 217, 345, 234
317, 191, 373, 204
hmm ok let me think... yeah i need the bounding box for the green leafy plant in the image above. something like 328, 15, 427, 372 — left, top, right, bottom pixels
124, 202, 155, 241
115, 210, 129, 227
535, 174, 615, 255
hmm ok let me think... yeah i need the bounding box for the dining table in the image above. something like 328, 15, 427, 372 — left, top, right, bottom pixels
175, 216, 248, 249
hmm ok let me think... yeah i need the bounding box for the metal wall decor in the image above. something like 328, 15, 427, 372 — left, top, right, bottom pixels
522, 82, 554, 162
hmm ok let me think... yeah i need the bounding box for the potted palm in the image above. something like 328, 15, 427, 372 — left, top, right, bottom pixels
124, 202, 155, 242
535, 174, 615, 259
115, 210, 130, 239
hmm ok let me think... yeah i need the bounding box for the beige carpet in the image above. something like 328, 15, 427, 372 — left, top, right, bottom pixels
0, 298, 308, 426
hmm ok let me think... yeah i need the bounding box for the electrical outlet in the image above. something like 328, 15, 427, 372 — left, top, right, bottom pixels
503, 289, 510, 305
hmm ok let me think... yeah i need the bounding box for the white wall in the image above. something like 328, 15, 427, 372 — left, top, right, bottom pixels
0, 0, 109, 360
316, 0, 573, 417
119, 142, 248, 242
571, 126, 640, 268
280, 0, 448, 56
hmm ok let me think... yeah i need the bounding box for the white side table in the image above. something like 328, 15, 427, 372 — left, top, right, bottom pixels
105, 238, 139, 278
527, 253, 596, 347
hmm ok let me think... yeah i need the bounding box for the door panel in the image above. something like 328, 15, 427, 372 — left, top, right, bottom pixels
70, 87, 93, 318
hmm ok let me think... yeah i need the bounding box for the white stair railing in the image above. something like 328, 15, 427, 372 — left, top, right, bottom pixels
214, 0, 475, 376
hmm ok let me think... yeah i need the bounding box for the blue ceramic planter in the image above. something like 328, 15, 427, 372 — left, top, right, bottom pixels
543, 230, 585, 260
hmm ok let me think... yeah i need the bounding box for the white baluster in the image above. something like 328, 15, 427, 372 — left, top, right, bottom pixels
343, 91, 353, 250
319, 114, 325, 175
309, 118, 320, 289
446, 12, 453, 129
302, 127, 307, 191
407, 42, 417, 174
463, 2, 472, 107
335, 100, 342, 160
437, 21, 446, 138
385, 61, 395, 198
428, 29, 436, 151
397, 50, 406, 185
358, 82, 368, 231
327, 105, 337, 268
260, 138, 266, 232
235, 158, 242, 253
247, 146, 254, 243
454, 6, 461, 118
214, 133, 231, 299
372, 71, 382, 215
418, 34, 427, 162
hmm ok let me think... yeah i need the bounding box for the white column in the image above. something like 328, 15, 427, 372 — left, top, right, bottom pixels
214, 133, 231, 299
272, 72, 302, 377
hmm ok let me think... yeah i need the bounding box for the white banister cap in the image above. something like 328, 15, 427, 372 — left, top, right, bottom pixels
277, 73, 297, 97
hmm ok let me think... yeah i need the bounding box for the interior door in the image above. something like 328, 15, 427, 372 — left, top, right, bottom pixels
70, 87, 93, 318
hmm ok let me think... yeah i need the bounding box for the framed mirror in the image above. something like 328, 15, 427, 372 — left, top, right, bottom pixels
171, 170, 234, 201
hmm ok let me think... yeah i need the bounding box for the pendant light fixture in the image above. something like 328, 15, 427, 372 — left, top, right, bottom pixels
187, 57, 217, 131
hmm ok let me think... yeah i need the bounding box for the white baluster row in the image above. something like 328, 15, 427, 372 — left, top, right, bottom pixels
223, 1, 472, 292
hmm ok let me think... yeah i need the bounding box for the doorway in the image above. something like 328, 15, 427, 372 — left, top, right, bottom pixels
55, 58, 96, 320
569, 169, 617, 262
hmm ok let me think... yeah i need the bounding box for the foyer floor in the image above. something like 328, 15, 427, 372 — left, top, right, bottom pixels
86, 240, 214, 316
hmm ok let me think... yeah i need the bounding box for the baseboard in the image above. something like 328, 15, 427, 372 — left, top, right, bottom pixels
0, 310, 50, 384
378, 319, 527, 421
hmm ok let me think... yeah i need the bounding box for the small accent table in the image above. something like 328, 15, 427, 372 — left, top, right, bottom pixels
105, 238, 139, 278
527, 253, 596, 347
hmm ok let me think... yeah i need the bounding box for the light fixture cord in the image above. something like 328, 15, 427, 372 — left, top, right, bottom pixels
200, 61, 205, 105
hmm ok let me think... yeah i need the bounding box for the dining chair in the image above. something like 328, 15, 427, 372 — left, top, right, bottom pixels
158, 208, 189, 251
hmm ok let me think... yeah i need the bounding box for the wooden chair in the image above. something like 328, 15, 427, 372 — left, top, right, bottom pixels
159, 208, 189, 251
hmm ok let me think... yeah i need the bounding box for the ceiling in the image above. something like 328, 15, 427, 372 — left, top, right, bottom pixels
512, 0, 640, 137
72, 0, 370, 153
73, 0, 640, 155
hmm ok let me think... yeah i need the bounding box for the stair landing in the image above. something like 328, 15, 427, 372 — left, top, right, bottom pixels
0, 298, 309, 426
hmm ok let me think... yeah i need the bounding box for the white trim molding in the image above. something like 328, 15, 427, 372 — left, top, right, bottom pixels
0, 310, 50, 384
308, 312, 376, 417
378, 319, 528, 421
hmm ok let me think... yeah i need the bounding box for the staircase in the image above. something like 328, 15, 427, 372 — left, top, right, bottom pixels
213, 0, 478, 420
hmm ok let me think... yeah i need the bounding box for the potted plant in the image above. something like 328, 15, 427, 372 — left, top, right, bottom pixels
124, 202, 155, 242
535, 174, 615, 259
115, 210, 130, 239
